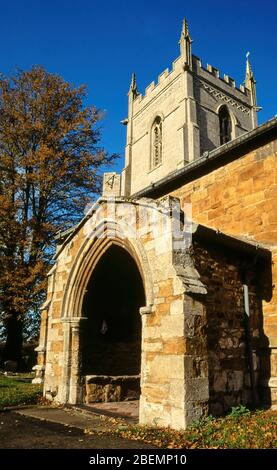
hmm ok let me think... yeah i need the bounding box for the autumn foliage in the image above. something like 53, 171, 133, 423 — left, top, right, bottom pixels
0, 66, 116, 363
100, 407, 277, 449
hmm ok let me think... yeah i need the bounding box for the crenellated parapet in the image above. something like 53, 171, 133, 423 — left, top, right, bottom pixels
131, 56, 184, 114
193, 55, 250, 98
130, 52, 252, 117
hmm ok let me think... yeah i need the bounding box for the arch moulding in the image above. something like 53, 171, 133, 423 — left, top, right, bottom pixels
61, 218, 155, 323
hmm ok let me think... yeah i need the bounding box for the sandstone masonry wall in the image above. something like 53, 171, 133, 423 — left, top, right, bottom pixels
171, 139, 277, 406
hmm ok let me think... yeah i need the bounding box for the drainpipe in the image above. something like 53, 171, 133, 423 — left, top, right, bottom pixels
243, 281, 258, 407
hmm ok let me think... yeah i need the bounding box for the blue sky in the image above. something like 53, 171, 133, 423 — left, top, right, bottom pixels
1, 0, 276, 173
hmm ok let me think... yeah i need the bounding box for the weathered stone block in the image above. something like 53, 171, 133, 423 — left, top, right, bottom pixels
163, 338, 186, 354
142, 383, 170, 403
170, 298, 184, 315
158, 279, 173, 298
185, 377, 209, 402
85, 375, 140, 403
147, 354, 184, 380
51, 341, 64, 353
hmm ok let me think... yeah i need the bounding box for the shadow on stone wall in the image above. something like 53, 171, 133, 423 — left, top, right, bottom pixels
191, 238, 272, 416
255, 256, 272, 408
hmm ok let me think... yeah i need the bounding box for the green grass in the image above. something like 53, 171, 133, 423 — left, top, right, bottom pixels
109, 406, 277, 449
0, 374, 42, 410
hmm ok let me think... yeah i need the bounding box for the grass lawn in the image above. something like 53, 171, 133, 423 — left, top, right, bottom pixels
0, 373, 42, 409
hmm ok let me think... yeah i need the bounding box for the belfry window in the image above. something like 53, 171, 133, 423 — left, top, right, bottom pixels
151, 116, 162, 168
219, 106, 232, 145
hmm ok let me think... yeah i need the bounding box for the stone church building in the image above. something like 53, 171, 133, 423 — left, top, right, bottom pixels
33, 20, 277, 429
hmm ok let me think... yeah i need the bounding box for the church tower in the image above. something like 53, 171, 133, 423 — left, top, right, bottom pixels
119, 20, 258, 196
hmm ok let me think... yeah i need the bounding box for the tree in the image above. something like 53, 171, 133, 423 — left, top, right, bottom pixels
0, 66, 116, 365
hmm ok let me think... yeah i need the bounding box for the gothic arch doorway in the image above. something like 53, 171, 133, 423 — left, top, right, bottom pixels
82, 244, 146, 402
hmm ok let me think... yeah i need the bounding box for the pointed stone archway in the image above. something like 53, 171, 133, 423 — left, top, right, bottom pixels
82, 243, 146, 403
57, 216, 154, 406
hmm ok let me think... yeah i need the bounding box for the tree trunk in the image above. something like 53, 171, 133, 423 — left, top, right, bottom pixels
2, 314, 23, 367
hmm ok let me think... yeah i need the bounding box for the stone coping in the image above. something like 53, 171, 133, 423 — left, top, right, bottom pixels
85, 375, 140, 384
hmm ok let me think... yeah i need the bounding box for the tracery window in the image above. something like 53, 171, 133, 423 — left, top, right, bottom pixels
219, 106, 232, 145
151, 116, 162, 168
